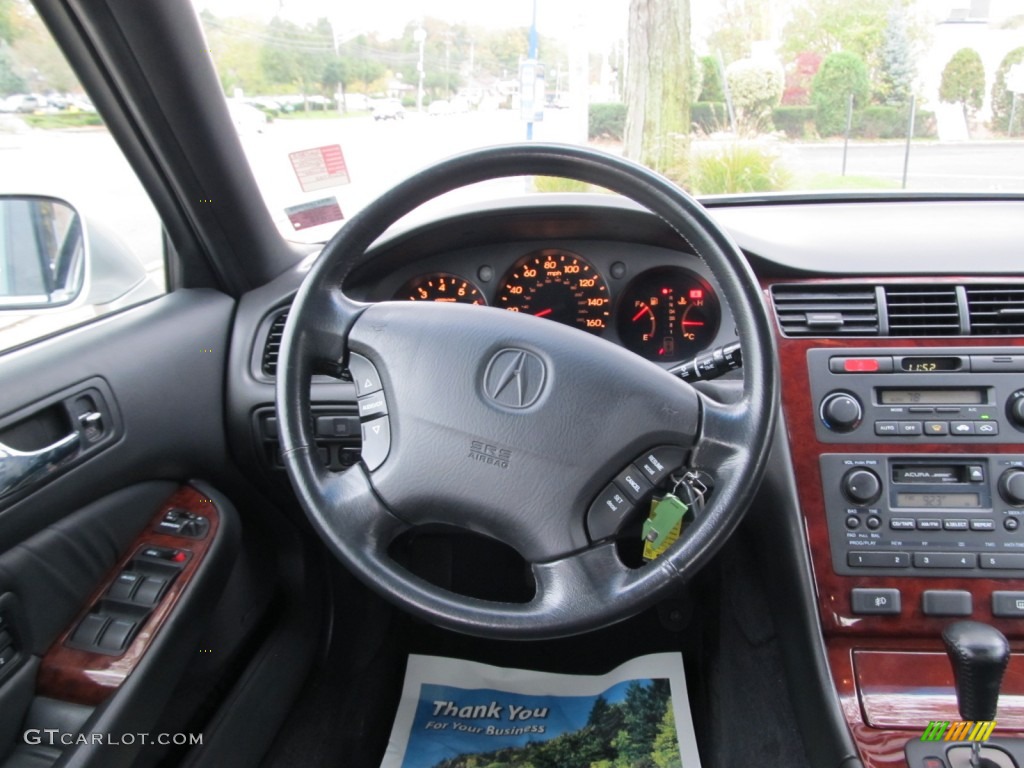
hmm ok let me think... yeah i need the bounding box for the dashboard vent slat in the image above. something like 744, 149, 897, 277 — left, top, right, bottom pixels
771, 285, 880, 337
884, 286, 960, 336
261, 309, 289, 376
966, 286, 1024, 336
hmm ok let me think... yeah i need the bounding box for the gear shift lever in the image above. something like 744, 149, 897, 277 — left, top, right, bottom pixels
943, 621, 1011, 768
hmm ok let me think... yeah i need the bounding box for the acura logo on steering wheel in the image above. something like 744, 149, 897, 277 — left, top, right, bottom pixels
483, 348, 546, 409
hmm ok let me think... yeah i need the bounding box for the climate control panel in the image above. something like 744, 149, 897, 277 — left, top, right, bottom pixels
823, 454, 1024, 577
808, 347, 1024, 443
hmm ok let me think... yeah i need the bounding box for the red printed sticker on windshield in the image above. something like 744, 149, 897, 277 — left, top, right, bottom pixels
285, 197, 344, 230
288, 145, 351, 192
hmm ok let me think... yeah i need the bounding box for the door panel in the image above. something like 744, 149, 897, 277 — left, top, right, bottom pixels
0, 290, 233, 547
0, 290, 241, 767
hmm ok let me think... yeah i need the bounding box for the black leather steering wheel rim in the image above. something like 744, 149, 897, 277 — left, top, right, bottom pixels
277, 143, 778, 639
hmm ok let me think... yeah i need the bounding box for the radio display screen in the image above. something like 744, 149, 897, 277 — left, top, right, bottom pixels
895, 492, 981, 508
879, 387, 986, 405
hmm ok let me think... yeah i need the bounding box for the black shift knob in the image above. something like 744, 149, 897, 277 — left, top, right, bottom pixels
942, 620, 1010, 722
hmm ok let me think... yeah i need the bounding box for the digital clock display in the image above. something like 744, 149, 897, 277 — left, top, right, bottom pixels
899, 356, 963, 373
895, 492, 981, 508
879, 388, 986, 405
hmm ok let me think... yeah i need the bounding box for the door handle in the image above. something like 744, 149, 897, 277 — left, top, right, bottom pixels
0, 432, 80, 500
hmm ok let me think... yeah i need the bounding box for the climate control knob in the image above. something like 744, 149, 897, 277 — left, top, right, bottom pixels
999, 469, 1024, 506
842, 468, 882, 505
821, 392, 863, 432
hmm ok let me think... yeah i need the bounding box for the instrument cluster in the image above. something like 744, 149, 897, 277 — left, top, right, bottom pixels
387, 246, 726, 363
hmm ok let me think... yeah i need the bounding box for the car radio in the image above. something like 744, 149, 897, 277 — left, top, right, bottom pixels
806, 348, 1024, 444
822, 454, 1024, 577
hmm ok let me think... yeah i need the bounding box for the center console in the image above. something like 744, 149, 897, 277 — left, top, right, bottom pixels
769, 282, 1024, 768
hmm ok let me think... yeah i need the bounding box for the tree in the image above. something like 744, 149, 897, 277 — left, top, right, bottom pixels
782, 51, 821, 106
0, 45, 24, 95
650, 707, 682, 768
780, 0, 918, 99
811, 51, 870, 136
781, 0, 891, 61
259, 17, 332, 105
706, 0, 771, 65
613, 680, 672, 763
623, 0, 692, 185
939, 47, 985, 132
321, 59, 348, 110
990, 46, 1024, 133
877, 3, 914, 105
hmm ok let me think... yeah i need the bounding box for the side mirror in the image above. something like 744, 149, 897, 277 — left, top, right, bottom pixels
0, 196, 85, 309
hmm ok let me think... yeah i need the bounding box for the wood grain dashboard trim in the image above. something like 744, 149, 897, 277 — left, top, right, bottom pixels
765, 277, 1024, 768
36, 485, 219, 706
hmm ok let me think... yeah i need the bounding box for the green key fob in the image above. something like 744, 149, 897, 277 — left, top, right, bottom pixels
642, 493, 689, 550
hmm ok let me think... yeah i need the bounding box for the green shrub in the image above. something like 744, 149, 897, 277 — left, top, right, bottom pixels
23, 112, 103, 129
854, 105, 906, 139
914, 109, 937, 139
849, 105, 937, 139
991, 46, 1024, 133
691, 101, 727, 133
588, 102, 626, 140
812, 52, 870, 136
771, 106, 816, 138
692, 144, 790, 195
698, 55, 724, 102
726, 58, 784, 123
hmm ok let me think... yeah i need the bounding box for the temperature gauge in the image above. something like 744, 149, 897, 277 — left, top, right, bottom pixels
616, 267, 720, 362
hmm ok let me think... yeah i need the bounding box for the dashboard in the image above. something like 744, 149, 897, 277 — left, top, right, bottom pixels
228, 194, 1024, 768
347, 238, 735, 365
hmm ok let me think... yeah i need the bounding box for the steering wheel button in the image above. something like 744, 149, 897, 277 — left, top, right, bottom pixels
634, 446, 686, 484
614, 466, 653, 504
587, 484, 636, 541
357, 393, 388, 420
348, 353, 383, 396
360, 416, 390, 471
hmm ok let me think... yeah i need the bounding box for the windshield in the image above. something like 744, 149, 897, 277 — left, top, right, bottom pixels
193, 0, 1024, 243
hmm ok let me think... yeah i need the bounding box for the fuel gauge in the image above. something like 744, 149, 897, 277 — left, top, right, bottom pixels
617, 267, 719, 362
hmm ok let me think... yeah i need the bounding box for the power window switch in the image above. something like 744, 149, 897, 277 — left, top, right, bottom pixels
0, 646, 15, 670
133, 578, 168, 606
107, 571, 143, 601
71, 614, 108, 646
98, 619, 136, 653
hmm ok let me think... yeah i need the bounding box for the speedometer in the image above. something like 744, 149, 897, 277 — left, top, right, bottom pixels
496, 250, 610, 334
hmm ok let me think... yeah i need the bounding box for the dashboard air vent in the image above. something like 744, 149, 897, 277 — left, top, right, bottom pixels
771, 285, 880, 337
884, 285, 960, 336
966, 285, 1024, 336
261, 309, 289, 376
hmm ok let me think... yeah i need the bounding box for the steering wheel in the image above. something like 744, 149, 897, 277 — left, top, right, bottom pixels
277, 144, 777, 640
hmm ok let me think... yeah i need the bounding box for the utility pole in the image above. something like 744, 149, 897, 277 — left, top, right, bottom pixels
414, 26, 426, 113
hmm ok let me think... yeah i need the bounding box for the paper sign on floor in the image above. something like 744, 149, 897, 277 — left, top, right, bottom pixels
380, 652, 701, 768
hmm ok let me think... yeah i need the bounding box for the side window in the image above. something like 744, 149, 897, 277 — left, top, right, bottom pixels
0, 1, 166, 352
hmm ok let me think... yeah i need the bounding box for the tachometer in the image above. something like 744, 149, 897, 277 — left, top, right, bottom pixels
616, 267, 720, 361
396, 273, 486, 304
496, 250, 610, 333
